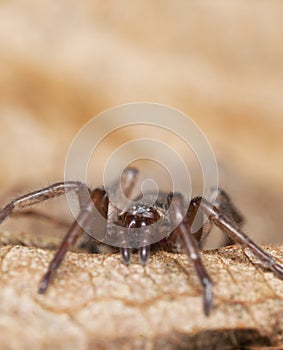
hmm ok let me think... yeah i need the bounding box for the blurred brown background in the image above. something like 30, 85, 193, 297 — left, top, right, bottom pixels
0, 1, 283, 244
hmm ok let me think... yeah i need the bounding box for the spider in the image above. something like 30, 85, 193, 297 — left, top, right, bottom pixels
0, 167, 283, 316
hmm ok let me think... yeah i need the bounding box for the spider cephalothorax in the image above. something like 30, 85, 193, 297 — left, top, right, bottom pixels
0, 167, 283, 316
121, 204, 161, 228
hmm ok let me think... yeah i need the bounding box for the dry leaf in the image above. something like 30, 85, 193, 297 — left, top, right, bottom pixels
0, 231, 283, 349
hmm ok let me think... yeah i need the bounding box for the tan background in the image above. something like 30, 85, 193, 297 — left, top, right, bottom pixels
0, 1, 283, 245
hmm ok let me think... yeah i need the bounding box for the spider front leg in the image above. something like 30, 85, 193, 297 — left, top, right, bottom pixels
38, 188, 109, 293
193, 197, 283, 279
168, 194, 213, 316
0, 181, 90, 224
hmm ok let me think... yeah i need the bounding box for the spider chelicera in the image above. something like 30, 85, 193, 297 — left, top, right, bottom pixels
0, 167, 283, 316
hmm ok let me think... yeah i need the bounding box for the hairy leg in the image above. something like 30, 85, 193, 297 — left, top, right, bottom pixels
198, 188, 244, 248
168, 193, 213, 316
38, 188, 109, 293
0, 181, 90, 224
193, 196, 283, 279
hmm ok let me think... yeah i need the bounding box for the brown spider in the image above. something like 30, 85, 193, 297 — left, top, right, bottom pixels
0, 167, 283, 316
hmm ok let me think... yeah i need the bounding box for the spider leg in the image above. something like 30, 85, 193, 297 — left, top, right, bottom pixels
0, 181, 90, 224
112, 167, 139, 218
207, 188, 244, 247
195, 188, 244, 248
211, 188, 243, 227
119, 167, 139, 209
38, 188, 109, 293
193, 197, 283, 279
168, 194, 213, 316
